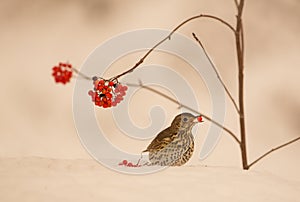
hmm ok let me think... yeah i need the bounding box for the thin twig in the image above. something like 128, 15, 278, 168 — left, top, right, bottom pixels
192, 32, 240, 115
110, 14, 235, 81
237, 0, 245, 18
234, 0, 239, 9
248, 137, 300, 168
126, 82, 241, 144
72, 68, 92, 80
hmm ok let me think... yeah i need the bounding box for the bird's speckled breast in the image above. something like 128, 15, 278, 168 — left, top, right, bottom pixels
148, 130, 194, 166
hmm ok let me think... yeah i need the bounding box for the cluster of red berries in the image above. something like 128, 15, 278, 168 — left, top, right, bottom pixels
52, 62, 73, 84
118, 160, 141, 167
88, 77, 128, 108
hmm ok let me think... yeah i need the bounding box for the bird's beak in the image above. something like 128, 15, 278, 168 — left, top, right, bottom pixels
194, 116, 204, 123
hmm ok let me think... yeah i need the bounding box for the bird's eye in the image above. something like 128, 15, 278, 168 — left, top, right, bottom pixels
183, 117, 188, 122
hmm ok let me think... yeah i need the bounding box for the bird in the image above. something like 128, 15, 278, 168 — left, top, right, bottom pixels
143, 112, 203, 166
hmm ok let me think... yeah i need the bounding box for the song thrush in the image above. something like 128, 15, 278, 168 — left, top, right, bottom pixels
143, 113, 203, 166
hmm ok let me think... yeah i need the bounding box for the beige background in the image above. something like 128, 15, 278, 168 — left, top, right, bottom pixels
0, 0, 299, 201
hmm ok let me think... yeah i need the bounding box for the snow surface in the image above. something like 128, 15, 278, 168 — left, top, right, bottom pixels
0, 157, 299, 202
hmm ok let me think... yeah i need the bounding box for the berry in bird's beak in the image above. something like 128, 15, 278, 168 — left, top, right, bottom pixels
196, 116, 203, 122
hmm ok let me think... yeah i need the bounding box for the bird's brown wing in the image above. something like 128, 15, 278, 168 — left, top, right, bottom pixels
143, 127, 177, 152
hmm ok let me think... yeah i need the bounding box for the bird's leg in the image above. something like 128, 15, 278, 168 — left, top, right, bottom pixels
135, 152, 143, 166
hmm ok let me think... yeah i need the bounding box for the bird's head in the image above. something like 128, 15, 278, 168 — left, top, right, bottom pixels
171, 113, 203, 130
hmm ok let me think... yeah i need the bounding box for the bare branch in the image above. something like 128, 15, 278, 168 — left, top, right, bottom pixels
238, 0, 245, 17
200, 14, 236, 32
234, 0, 239, 9
248, 136, 300, 169
192, 32, 240, 115
126, 82, 241, 144
72, 68, 92, 80
110, 14, 235, 81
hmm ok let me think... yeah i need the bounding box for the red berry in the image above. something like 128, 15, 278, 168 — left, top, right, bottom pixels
105, 93, 112, 98
97, 85, 103, 91
109, 81, 114, 86
197, 116, 203, 122
99, 79, 105, 85
66, 71, 72, 77
122, 160, 128, 165
127, 162, 133, 167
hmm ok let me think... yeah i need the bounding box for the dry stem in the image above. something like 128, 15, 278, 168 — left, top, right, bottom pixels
72, 68, 92, 80
126, 82, 241, 144
235, 0, 249, 169
110, 14, 235, 81
192, 32, 240, 115
248, 137, 300, 168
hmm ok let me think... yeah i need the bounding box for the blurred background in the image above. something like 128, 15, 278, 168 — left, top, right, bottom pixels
0, 0, 299, 183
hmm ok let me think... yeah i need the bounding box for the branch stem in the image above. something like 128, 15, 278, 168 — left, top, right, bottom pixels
192, 32, 240, 115
248, 137, 300, 168
110, 14, 235, 81
72, 68, 92, 80
234, 0, 239, 9
126, 82, 241, 144
235, 0, 248, 169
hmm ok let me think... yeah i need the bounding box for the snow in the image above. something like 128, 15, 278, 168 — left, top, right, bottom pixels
0, 157, 299, 202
